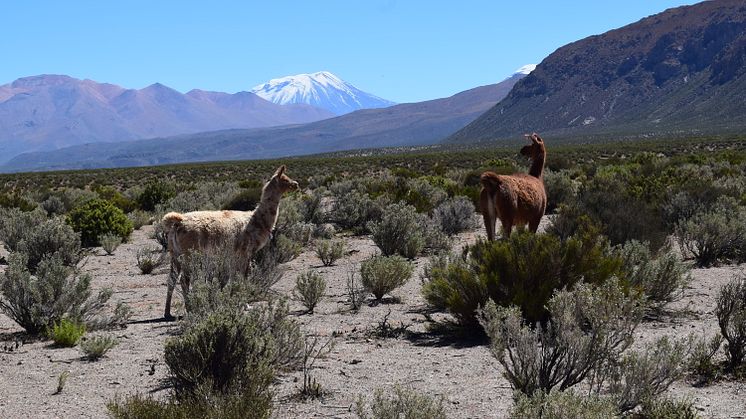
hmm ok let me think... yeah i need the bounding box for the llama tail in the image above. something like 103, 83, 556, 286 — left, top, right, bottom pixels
162, 212, 184, 230
480, 172, 502, 190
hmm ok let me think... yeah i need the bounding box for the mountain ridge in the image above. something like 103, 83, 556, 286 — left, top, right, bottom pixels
448, 0, 746, 143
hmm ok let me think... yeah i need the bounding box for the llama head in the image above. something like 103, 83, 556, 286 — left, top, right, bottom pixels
266, 165, 299, 194
520, 133, 546, 160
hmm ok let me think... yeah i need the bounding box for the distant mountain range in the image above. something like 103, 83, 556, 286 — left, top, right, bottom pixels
449, 0, 746, 143
0, 75, 334, 162
2, 69, 530, 172
251, 71, 395, 115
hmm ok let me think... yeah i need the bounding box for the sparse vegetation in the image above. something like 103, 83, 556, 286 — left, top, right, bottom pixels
355, 386, 446, 419
687, 333, 723, 385
49, 318, 86, 347
80, 334, 118, 361
136, 246, 162, 274
293, 270, 326, 314
368, 202, 426, 258
99, 232, 122, 255
315, 239, 345, 266
715, 274, 746, 368
431, 195, 478, 235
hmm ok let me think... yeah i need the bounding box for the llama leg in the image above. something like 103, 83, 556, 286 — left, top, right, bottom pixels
482, 212, 495, 241
529, 218, 540, 233
501, 220, 513, 239
164, 258, 179, 320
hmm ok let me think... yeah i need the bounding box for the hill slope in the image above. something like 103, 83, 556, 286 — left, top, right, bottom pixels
3, 71, 528, 172
449, 0, 746, 143
0, 75, 333, 162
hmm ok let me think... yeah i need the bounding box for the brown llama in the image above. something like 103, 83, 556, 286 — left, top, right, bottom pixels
479, 133, 547, 240
160, 165, 299, 319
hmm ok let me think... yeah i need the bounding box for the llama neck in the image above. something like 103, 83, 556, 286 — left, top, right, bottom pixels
248, 188, 282, 238
528, 152, 545, 178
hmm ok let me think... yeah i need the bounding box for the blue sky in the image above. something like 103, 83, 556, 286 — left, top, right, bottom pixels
2, 1, 697, 103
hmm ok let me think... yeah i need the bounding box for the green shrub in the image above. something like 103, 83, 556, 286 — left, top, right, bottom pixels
360, 255, 413, 301
355, 386, 446, 419
137, 181, 176, 211
675, 199, 746, 267
164, 302, 301, 402
637, 397, 701, 419
432, 196, 477, 235
0, 254, 113, 335
315, 239, 345, 266
543, 169, 579, 214
478, 278, 644, 396
136, 246, 162, 274
368, 202, 427, 258
108, 389, 273, 419
127, 210, 151, 230
16, 216, 82, 272
95, 185, 137, 213
41, 195, 66, 216
100, 232, 122, 255
615, 240, 691, 312
222, 187, 262, 211
161, 182, 240, 213
510, 390, 617, 419
293, 270, 326, 313
67, 198, 133, 247
424, 228, 622, 328
80, 334, 118, 361
687, 333, 723, 386
49, 318, 86, 347
330, 191, 384, 234
399, 178, 448, 213
0, 192, 36, 211
715, 274, 746, 368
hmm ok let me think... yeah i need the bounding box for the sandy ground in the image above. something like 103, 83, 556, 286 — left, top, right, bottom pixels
0, 220, 744, 419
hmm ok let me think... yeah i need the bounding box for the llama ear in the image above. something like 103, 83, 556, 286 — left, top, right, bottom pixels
275, 165, 286, 176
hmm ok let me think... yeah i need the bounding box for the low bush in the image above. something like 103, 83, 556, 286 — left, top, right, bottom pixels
615, 240, 691, 312
510, 390, 617, 419
368, 202, 426, 258
95, 185, 137, 213
355, 386, 446, 419
360, 255, 413, 301
80, 334, 118, 361
108, 391, 273, 419
164, 302, 301, 402
543, 169, 579, 213
49, 318, 86, 347
329, 191, 385, 234
136, 246, 162, 274
687, 333, 723, 386
127, 210, 151, 230
17, 216, 82, 272
424, 228, 622, 328
161, 182, 240, 213
675, 198, 746, 267
100, 232, 122, 255
637, 397, 701, 419
478, 278, 644, 396
67, 198, 133, 247
41, 195, 66, 216
137, 181, 177, 211
315, 239, 345, 266
715, 274, 746, 368
222, 187, 262, 211
432, 196, 477, 235
293, 270, 326, 314
0, 192, 36, 211
313, 223, 336, 239
0, 254, 113, 335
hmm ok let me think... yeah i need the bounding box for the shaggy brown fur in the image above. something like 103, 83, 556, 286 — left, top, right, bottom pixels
161, 165, 299, 319
480, 133, 547, 240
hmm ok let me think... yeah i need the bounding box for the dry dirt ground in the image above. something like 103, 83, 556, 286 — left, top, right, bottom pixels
0, 219, 745, 419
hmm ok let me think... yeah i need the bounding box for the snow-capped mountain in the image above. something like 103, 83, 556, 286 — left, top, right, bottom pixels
513, 64, 537, 75
250, 71, 395, 115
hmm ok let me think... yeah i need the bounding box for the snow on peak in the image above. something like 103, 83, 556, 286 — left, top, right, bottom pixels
250, 71, 394, 115
514, 64, 537, 75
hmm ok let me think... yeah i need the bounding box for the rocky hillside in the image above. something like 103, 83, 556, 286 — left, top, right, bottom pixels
449, 0, 746, 143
